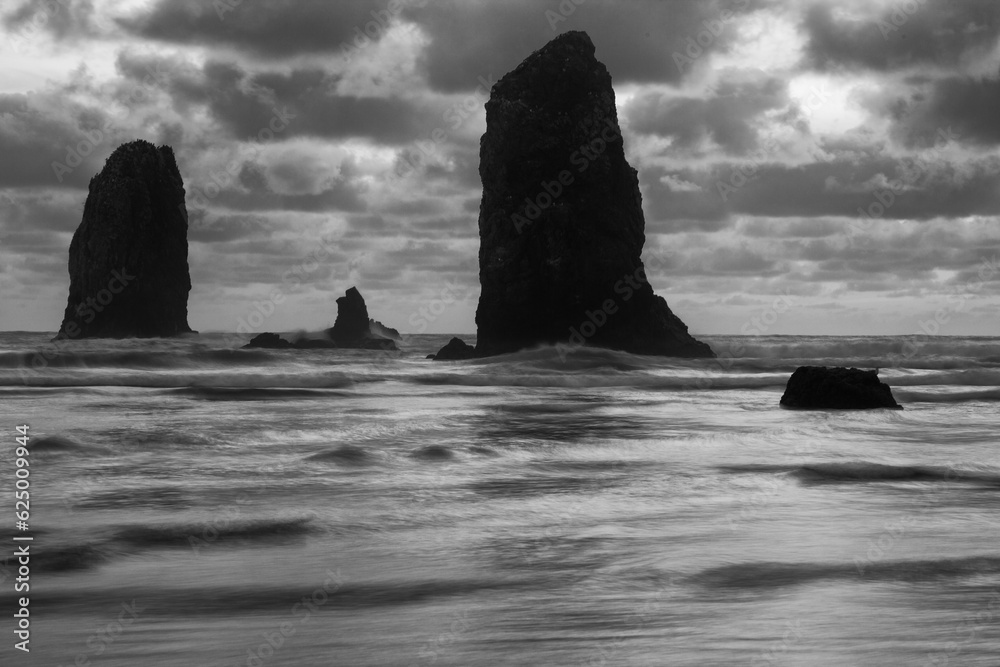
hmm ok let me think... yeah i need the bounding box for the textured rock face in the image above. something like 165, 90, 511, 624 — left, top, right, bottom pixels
780, 366, 903, 410
473, 31, 713, 358
244, 333, 293, 349
324, 287, 397, 350
58, 140, 193, 338
246, 288, 397, 351
328, 287, 371, 345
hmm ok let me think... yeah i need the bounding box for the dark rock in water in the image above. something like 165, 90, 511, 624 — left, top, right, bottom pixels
780, 366, 903, 410
57, 140, 193, 339
244, 333, 293, 349
369, 319, 401, 341
473, 31, 713, 359
430, 337, 478, 360
325, 287, 398, 350
241, 288, 398, 351
328, 287, 370, 344
244, 332, 395, 351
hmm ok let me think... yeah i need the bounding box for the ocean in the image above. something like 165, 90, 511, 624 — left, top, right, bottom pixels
1, 332, 998, 666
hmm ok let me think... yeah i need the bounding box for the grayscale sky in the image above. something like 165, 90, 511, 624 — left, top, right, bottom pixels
1, 0, 998, 335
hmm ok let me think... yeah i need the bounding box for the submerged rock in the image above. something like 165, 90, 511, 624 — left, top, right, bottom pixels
244, 333, 293, 349
57, 140, 193, 339
780, 366, 903, 410
429, 337, 478, 360
471, 31, 713, 359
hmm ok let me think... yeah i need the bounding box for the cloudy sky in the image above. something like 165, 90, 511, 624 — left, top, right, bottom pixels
1, 0, 998, 336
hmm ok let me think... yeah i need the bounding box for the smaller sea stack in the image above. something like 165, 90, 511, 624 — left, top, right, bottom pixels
245, 287, 397, 350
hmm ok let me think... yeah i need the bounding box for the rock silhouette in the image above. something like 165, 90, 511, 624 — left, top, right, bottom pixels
456, 31, 713, 359
325, 287, 397, 349
428, 337, 477, 360
245, 287, 396, 351
57, 140, 193, 339
244, 333, 293, 349
780, 366, 903, 410
328, 287, 371, 345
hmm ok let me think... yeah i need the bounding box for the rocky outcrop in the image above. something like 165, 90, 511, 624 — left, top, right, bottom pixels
325, 287, 397, 350
57, 140, 193, 339
244, 287, 397, 350
428, 337, 477, 360
244, 332, 396, 351
369, 318, 401, 341
780, 367, 903, 410
469, 31, 713, 359
244, 333, 293, 349
328, 287, 370, 345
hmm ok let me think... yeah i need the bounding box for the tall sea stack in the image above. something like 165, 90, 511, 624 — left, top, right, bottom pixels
57, 140, 193, 338
473, 31, 713, 358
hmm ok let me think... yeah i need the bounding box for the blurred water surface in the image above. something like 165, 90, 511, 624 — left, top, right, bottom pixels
1, 333, 998, 666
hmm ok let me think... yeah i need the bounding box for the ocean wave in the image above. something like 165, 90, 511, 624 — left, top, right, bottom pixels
5, 577, 540, 614
75, 487, 190, 510
411, 445, 455, 461
695, 555, 1000, 589
412, 372, 787, 390
2, 371, 356, 389
888, 369, 1000, 387
0, 348, 276, 370
701, 335, 1000, 368
893, 388, 1000, 403
470, 474, 617, 498
718, 462, 1000, 486
114, 516, 317, 548
28, 434, 112, 456
166, 387, 352, 400
306, 445, 374, 465
0, 543, 107, 572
